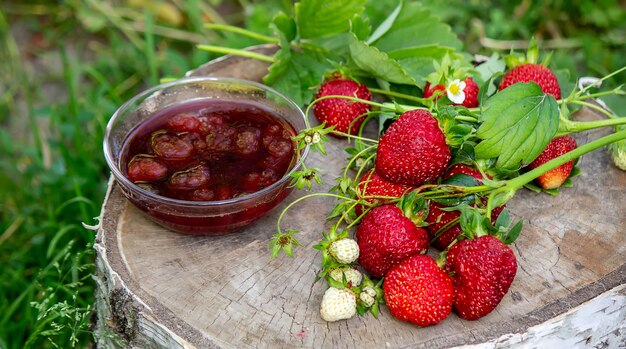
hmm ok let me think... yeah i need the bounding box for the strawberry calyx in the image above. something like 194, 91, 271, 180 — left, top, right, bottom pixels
503, 37, 540, 69
433, 106, 479, 150
425, 53, 472, 87
313, 227, 351, 267
269, 229, 302, 258
396, 191, 429, 227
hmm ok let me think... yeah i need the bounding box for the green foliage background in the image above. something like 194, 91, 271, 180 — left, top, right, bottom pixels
0, 0, 623, 347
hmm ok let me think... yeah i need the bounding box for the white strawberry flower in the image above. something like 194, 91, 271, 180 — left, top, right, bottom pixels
447, 79, 466, 104
329, 238, 359, 264
320, 287, 357, 322
329, 267, 363, 287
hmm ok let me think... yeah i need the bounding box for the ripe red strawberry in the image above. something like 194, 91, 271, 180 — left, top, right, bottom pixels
527, 135, 577, 189
356, 205, 429, 278
442, 163, 483, 180
499, 63, 561, 99
313, 76, 372, 137
354, 169, 415, 216
383, 254, 454, 326
445, 235, 517, 320
426, 164, 484, 250
426, 202, 463, 250
424, 77, 479, 108
427, 203, 505, 250
426, 164, 504, 250
376, 110, 450, 186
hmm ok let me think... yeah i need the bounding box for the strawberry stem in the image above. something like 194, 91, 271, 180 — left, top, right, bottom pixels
575, 89, 624, 101
308, 95, 391, 113
196, 44, 276, 63
455, 115, 479, 122
203, 23, 280, 43
304, 95, 394, 131
276, 193, 358, 235
342, 144, 378, 178
331, 132, 379, 143
577, 65, 626, 96
368, 87, 431, 105
570, 100, 615, 119
380, 102, 429, 113
557, 116, 626, 136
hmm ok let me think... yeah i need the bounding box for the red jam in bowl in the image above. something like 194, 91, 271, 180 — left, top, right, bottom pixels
119, 99, 298, 234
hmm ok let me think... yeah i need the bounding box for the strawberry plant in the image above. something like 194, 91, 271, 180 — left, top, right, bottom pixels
199, 0, 626, 328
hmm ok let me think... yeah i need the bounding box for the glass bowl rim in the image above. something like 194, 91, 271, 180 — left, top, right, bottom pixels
103, 76, 310, 207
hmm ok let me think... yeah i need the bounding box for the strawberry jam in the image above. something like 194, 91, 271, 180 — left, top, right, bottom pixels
119, 99, 298, 234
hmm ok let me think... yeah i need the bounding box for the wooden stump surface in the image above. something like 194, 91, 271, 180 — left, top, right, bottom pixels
94, 45, 626, 348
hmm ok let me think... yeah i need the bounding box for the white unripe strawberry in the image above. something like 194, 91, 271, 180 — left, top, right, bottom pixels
320, 287, 357, 322
359, 286, 377, 307
329, 267, 363, 287
328, 238, 359, 264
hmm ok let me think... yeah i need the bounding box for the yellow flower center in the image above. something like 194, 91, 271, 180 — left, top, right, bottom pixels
449, 83, 460, 95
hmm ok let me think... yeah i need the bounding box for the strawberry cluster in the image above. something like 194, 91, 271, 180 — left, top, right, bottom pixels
308, 91, 521, 324
269, 43, 626, 327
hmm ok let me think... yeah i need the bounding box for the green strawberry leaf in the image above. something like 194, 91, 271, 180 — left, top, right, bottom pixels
388, 46, 461, 87
478, 72, 504, 106
523, 182, 543, 193
447, 173, 480, 187
569, 165, 582, 178
350, 15, 372, 41
326, 274, 347, 289
602, 94, 626, 118
475, 82, 560, 171
494, 208, 510, 230
295, 0, 366, 39
474, 53, 506, 104
433, 174, 479, 206
356, 303, 368, 316
458, 206, 490, 238
377, 111, 397, 136
435, 106, 477, 149
366, 0, 403, 45
309, 33, 352, 59
474, 53, 506, 84
554, 68, 577, 103
348, 34, 416, 85
263, 35, 331, 106
398, 191, 428, 226
370, 300, 380, 318
272, 12, 297, 42
450, 142, 477, 166
369, 2, 462, 53
502, 219, 523, 244
326, 201, 352, 221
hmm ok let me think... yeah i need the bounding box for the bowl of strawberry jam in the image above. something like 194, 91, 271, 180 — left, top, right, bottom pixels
103, 77, 309, 234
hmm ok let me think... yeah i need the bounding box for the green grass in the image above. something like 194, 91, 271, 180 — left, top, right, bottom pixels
0, 0, 623, 348
0, 1, 220, 347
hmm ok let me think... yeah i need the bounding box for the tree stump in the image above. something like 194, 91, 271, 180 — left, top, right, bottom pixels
94, 46, 626, 348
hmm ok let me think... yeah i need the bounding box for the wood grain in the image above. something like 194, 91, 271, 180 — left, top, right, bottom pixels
94, 46, 626, 348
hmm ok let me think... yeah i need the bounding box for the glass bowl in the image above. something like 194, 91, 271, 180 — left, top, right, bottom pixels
103, 77, 309, 235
